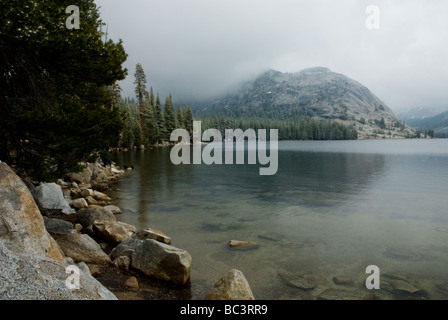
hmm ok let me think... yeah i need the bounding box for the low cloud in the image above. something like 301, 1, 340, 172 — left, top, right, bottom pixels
97, 0, 448, 111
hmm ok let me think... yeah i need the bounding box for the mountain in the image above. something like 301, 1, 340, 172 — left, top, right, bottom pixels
397, 106, 448, 134
189, 67, 417, 139
399, 110, 448, 134
397, 105, 448, 122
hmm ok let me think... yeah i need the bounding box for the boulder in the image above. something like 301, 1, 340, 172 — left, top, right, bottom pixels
71, 198, 88, 210
80, 188, 94, 198
93, 220, 136, 245
43, 217, 74, 235
93, 181, 109, 192
124, 276, 139, 290
104, 205, 122, 215
134, 227, 172, 245
113, 256, 131, 271
93, 191, 112, 202
55, 233, 112, 265
0, 163, 65, 262
76, 206, 116, 228
0, 240, 116, 300
110, 238, 191, 285
57, 179, 68, 187
204, 269, 255, 300
70, 166, 93, 185
32, 182, 72, 215
85, 196, 100, 205
88, 163, 109, 182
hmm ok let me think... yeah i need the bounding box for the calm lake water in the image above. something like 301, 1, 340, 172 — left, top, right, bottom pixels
109, 139, 448, 300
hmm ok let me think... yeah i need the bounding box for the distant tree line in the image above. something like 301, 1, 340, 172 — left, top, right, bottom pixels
200, 116, 359, 140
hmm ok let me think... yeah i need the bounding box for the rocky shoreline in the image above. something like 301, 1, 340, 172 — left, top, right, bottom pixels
0, 160, 254, 300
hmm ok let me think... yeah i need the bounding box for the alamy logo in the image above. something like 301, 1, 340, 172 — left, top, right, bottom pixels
365, 265, 380, 289
170, 121, 278, 175
66, 5, 80, 30
65, 265, 80, 290
365, 5, 380, 30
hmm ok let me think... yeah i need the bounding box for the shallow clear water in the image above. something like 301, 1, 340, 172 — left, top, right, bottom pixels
109, 139, 448, 300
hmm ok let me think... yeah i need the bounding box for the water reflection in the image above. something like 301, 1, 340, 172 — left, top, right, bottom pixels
109, 140, 448, 300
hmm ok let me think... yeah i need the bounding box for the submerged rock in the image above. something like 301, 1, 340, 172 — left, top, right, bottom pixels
389, 280, 421, 294
258, 232, 286, 242
228, 240, 258, 250
316, 288, 364, 300
333, 276, 355, 286
205, 269, 255, 300
436, 282, 448, 292
279, 273, 316, 290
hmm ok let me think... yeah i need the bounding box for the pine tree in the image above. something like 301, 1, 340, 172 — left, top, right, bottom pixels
154, 93, 165, 143
134, 63, 148, 131
183, 106, 194, 139
176, 104, 184, 129
141, 92, 158, 145
0, 0, 128, 181
163, 94, 176, 141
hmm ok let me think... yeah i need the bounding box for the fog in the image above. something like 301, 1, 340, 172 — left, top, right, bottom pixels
96, 0, 448, 112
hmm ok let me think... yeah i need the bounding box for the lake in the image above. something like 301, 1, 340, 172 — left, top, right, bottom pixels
109, 139, 448, 300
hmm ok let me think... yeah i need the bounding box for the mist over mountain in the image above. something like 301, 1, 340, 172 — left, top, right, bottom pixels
187, 67, 417, 139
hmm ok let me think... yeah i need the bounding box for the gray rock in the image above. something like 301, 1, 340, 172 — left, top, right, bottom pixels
93, 191, 112, 202
110, 238, 191, 285
133, 227, 172, 245
333, 276, 355, 286
93, 220, 136, 245
57, 179, 68, 187
113, 256, 131, 271
80, 188, 93, 198
0, 163, 66, 262
33, 182, 72, 215
76, 206, 116, 228
93, 181, 109, 192
71, 198, 88, 210
124, 276, 139, 290
43, 217, 74, 235
55, 233, 112, 265
279, 273, 316, 290
104, 205, 122, 215
0, 240, 116, 300
317, 288, 362, 300
70, 166, 93, 185
390, 280, 421, 294
205, 269, 255, 300
77, 261, 91, 275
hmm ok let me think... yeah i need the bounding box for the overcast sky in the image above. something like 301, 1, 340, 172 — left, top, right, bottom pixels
95, 0, 448, 112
